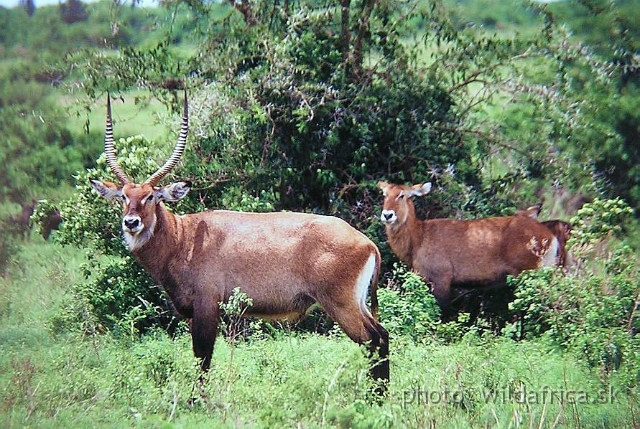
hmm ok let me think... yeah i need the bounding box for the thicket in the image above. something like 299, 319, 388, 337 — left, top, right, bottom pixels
43, 0, 635, 340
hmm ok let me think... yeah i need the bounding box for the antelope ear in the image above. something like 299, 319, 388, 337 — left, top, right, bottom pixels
377, 181, 390, 195
90, 179, 122, 200
410, 182, 432, 197
156, 181, 192, 202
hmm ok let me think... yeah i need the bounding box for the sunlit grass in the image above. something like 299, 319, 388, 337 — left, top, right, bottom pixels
59, 89, 173, 143
0, 240, 636, 428
0, 239, 88, 329
1, 323, 634, 427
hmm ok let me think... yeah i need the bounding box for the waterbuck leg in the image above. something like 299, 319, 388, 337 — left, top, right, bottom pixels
323, 303, 390, 396
192, 298, 220, 372
431, 283, 454, 322
364, 316, 389, 397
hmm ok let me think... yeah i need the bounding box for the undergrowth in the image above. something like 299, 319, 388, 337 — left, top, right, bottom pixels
0, 198, 638, 428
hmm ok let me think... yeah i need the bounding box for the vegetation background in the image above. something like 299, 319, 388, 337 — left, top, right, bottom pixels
0, 0, 638, 427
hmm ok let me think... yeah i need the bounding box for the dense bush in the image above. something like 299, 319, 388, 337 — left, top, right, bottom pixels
508, 198, 639, 390
45, 1, 640, 350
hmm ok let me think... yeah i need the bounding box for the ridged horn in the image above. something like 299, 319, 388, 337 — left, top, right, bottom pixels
104, 93, 131, 184
145, 91, 189, 187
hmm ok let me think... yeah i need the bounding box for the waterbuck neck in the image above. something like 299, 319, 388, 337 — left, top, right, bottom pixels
131, 203, 182, 294
384, 215, 422, 267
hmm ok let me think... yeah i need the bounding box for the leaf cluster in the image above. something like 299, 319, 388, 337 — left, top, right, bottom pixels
377, 263, 440, 341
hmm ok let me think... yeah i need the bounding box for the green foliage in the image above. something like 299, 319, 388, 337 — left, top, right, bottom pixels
185, 14, 475, 223
51, 255, 175, 338
509, 261, 638, 390
219, 287, 264, 344
569, 198, 635, 247
378, 263, 440, 341
30, 199, 59, 240
508, 199, 639, 389
0, 47, 104, 203
0, 1, 191, 58
542, 0, 640, 215
0, 98, 97, 203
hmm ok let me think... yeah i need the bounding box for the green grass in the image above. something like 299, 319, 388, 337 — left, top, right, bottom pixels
2, 327, 635, 427
1, 239, 637, 428
61, 90, 174, 143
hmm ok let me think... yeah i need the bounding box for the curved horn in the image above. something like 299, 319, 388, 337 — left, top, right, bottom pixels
104, 93, 131, 184
145, 91, 189, 187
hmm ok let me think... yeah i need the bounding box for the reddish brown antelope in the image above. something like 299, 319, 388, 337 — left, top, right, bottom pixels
516, 204, 573, 269
378, 181, 561, 320
90, 93, 389, 390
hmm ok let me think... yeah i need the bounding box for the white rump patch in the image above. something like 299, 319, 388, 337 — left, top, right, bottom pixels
355, 253, 377, 316
541, 236, 560, 268
527, 235, 560, 268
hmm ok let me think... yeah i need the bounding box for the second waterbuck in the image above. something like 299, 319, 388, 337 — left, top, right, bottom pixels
378, 181, 561, 320
90, 93, 389, 391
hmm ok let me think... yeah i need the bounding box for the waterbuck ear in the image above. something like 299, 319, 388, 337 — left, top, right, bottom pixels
90, 179, 122, 200
155, 181, 192, 202
524, 203, 542, 219
377, 181, 390, 196
409, 182, 432, 197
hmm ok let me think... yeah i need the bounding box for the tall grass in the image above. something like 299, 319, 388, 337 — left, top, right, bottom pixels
1, 239, 637, 428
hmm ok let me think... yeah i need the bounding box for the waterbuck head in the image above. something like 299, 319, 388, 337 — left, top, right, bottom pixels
90, 92, 191, 251
377, 181, 432, 226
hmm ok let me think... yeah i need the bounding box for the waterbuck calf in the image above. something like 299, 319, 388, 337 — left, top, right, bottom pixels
378, 181, 560, 320
90, 93, 389, 391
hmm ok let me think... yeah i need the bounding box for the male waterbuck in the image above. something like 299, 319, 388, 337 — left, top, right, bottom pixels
90, 93, 389, 390
378, 181, 561, 320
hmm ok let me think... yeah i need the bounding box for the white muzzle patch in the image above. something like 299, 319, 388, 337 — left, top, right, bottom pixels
122, 215, 144, 234
380, 210, 397, 224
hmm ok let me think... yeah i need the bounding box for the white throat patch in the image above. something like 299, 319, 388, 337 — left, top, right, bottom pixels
124, 216, 156, 252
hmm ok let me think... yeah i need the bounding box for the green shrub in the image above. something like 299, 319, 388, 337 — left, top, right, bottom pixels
508, 198, 639, 390
378, 263, 440, 342
569, 197, 635, 249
